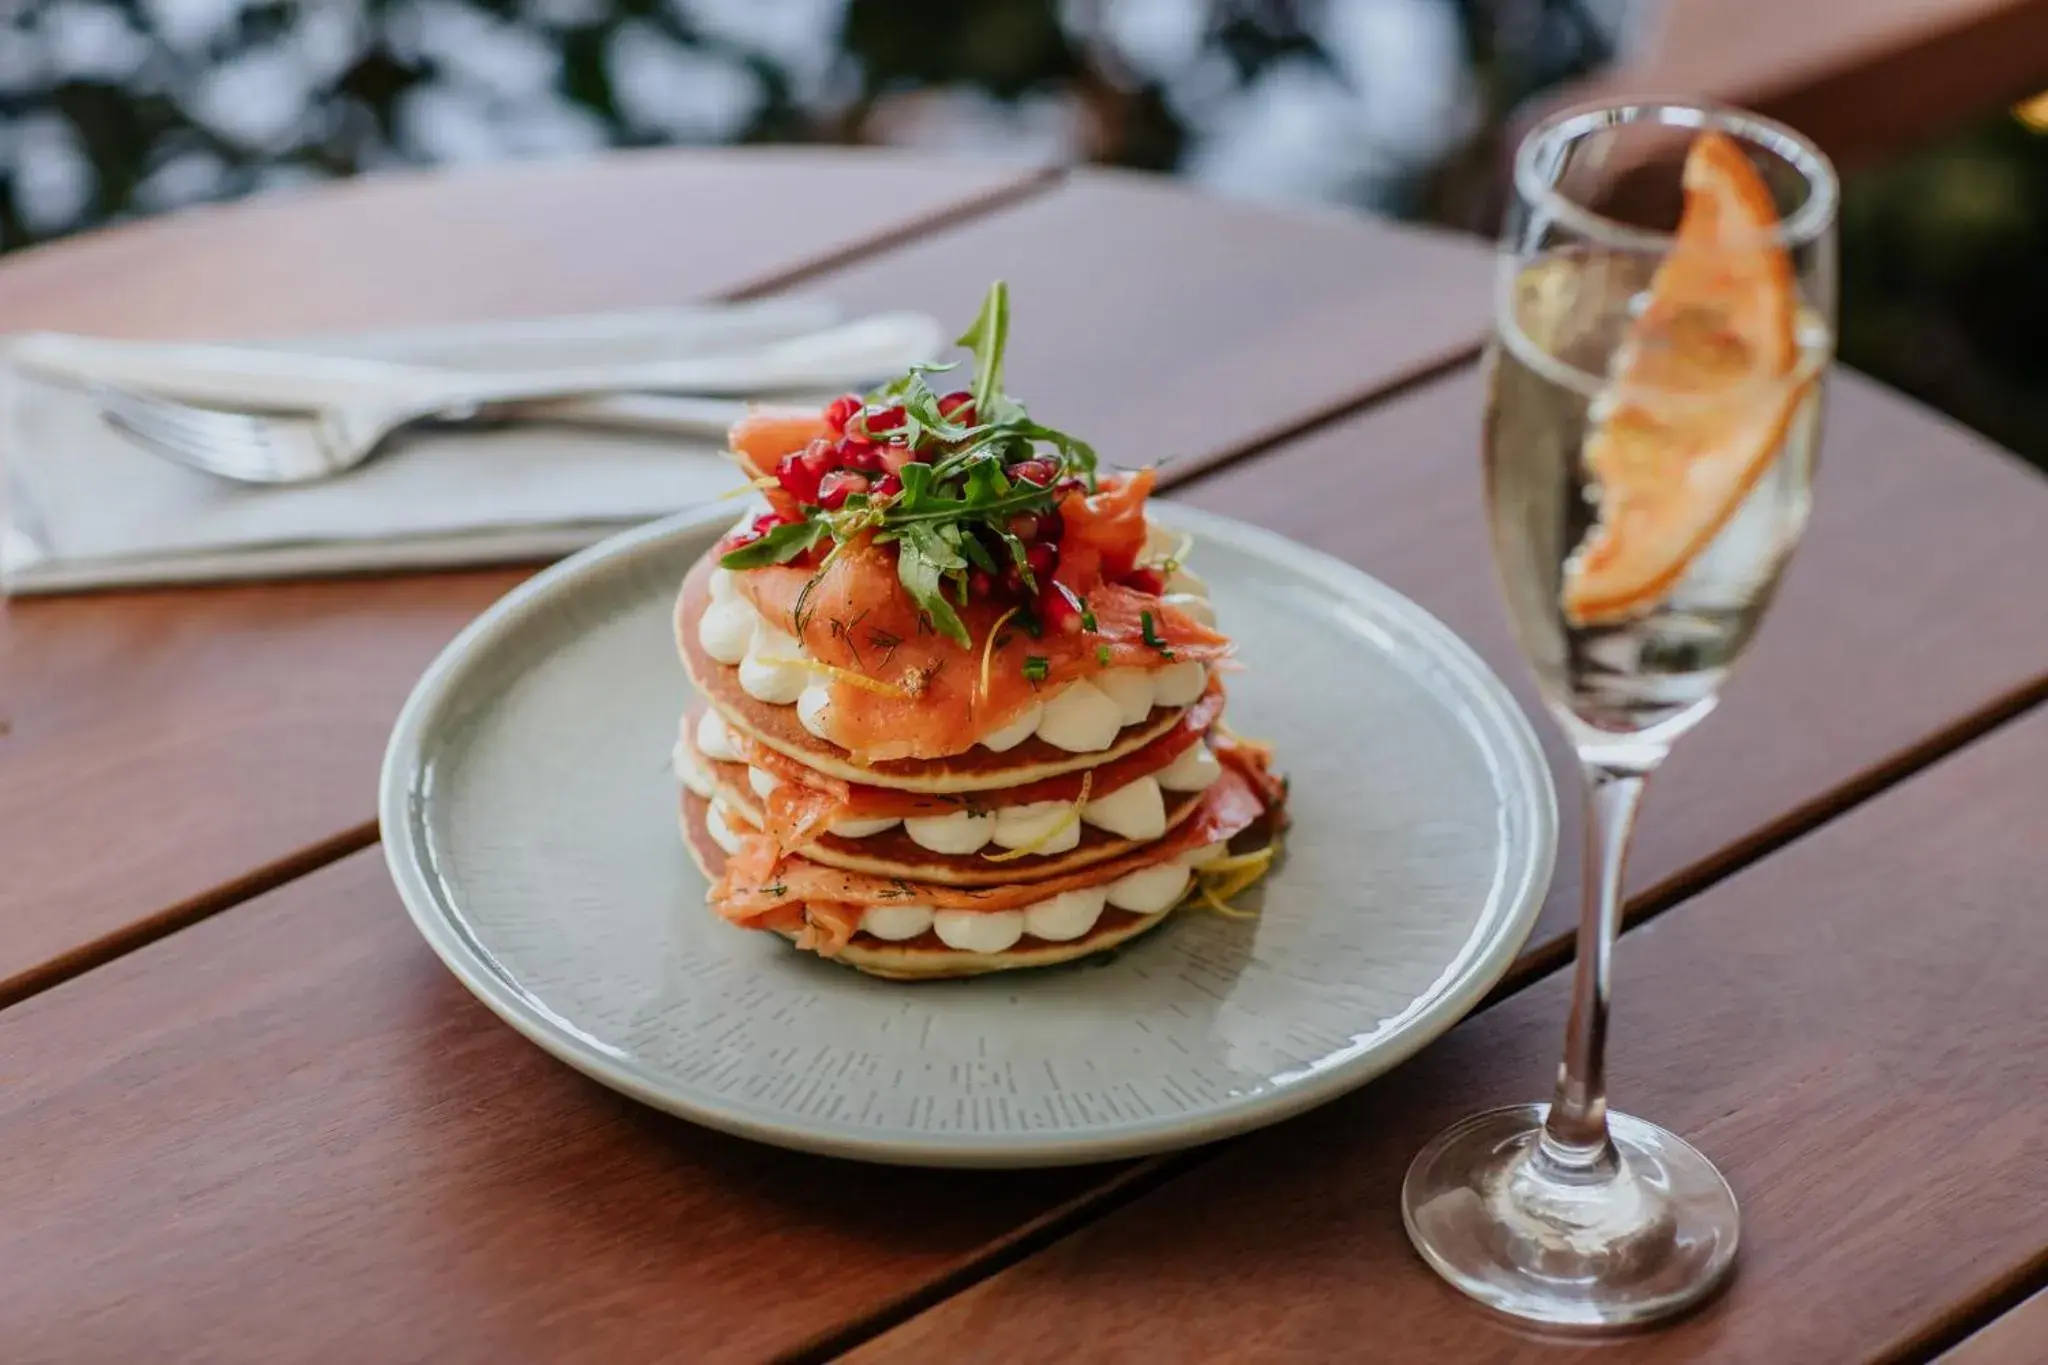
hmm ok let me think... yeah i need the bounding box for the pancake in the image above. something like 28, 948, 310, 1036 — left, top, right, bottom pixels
677, 556, 1193, 793
723, 684, 1226, 827
696, 746, 1209, 887
678, 792, 1180, 980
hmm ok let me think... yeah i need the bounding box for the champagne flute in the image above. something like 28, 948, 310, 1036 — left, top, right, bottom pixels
1401, 102, 1838, 1328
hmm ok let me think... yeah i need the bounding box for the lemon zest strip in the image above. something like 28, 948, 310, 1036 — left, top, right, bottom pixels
978, 605, 1022, 702
1184, 830, 1283, 918
755, 657, 910, 699
981, 772, 1092, 863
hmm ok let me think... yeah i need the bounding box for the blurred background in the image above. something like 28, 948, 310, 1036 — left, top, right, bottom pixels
1, 0, 2045, 469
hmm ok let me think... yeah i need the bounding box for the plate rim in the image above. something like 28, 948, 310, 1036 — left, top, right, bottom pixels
379, 501, 1558, 1168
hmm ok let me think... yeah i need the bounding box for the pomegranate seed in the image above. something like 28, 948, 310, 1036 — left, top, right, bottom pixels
859, 404, 907, 439
938, 391, 977, 425
1038, 581, 1085, 635
1039, 507, 1066, 541
823, 394, 862, 433
1026, 542, 1059, 580
968, 569, 995, 599
817, 470, 870, 509
871, 472, 903, 498
878, 442, 919, 476
1010, 459, 1057, 487
775, 451, 826, 504
1055, 476, 1086, 495
754, 511, 795, 533
800, 436, 838, 474
795, 535, 834, 568
1124, 567, 1168, 596
839, 438, 882, 472
1000, 562, 1026, 596
1008, 514, 1040, 542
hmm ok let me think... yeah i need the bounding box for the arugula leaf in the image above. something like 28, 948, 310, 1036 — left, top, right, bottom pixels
959, 532, 1000, 575
894, 521, 970, 646
955, 280, 1011, 414
719, 518, 828, 569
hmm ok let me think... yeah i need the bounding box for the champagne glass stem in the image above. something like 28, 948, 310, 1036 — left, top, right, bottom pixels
1537, 760, 1650, 1175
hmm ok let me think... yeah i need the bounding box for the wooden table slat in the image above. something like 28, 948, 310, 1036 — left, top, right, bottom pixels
1173, 365, 2048, 962
0, 848, 1132, 1365
0, 148, 1053, 339
849, 705, 2048, 1364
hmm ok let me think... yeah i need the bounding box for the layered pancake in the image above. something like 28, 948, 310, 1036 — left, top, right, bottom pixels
669, 281, 1287, 979
679, 753, 1274, 974
676, 682, 1225, 845
680, 725, 1214, 887
678, 794, 1184, 979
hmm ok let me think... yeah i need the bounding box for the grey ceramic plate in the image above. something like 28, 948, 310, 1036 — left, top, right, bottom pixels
380, 502, 1556, 1168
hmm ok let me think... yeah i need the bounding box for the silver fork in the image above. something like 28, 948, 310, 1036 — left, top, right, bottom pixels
95, 385, 759, 485
92, 313, 935, 485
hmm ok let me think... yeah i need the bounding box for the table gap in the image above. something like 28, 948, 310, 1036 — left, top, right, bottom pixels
1895, 1254, 2048, 1364
724, 164, 1068, 302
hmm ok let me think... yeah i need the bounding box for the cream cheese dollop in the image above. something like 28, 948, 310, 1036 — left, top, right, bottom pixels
705, 802, 745, 855
1152, 661, 1210, 708
979, 701, 1043, 753
1082, 775, 1167, 841
934, 909, 1023, 953
695, 708, 742, 763
1093, 667, 1157, 726
1106, 862, 1191, 913
738, 626, 809, 704
1023, 886, 1108, 941
1155, 740, 1222, 792
747, 767, 781, 801
796, 681, 834, 739
861, 903, 934, 941
697, 596, 759, 665
1037, 679, 1124, 753
992, 801, 1082, 855
671, 740, 714, 798
903, 809, 995, 855
828, 814, 902, 839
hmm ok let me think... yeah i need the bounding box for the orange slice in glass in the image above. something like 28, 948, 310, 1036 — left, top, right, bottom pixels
1560, 129, 1806, 625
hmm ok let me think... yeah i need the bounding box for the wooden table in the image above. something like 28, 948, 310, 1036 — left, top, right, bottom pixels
1, 151, 2042, 1364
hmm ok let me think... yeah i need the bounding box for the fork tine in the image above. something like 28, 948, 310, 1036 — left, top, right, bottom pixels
94, 386, 305, 482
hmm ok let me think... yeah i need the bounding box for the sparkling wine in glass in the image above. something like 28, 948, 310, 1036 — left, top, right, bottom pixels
1402, 103, 1837, 1328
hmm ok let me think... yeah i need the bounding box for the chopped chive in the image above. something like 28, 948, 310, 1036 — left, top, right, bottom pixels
1095, 643, 1112, 667
1140, 611, 1176, 660
1023, 655, 1050, 684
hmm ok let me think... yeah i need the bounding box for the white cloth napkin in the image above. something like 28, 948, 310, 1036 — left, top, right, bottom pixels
0, 302, 934, 594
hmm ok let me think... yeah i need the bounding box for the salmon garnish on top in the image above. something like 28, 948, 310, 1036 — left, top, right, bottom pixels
712, 282, 1230, 763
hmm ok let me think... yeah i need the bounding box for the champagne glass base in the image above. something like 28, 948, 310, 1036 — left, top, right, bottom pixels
1401, 1104, 1738, 1330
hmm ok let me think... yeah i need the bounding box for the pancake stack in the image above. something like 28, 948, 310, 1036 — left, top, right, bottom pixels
669, 283, 1285, 979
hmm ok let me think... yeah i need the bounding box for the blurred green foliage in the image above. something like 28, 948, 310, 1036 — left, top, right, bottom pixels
0, 0, 2041, 469
1839, 115, 2048, 468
